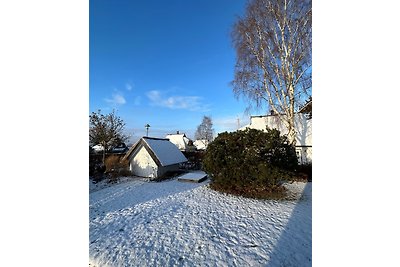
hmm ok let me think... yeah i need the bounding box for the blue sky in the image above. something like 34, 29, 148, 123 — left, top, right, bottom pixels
90, 0, 254, 143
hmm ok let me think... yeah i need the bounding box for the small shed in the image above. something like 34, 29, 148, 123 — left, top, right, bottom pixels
122, 137, 188, 179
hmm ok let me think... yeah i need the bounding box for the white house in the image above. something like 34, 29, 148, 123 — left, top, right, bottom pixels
122, 137, 188, 179
239, 101, 312, 164
165, 131, 193, 152
193, 139, 209, 150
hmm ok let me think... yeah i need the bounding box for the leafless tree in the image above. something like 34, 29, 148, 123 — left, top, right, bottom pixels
195, 116, 214, 146
231, 0, 312, 143
89, 110, 129, 164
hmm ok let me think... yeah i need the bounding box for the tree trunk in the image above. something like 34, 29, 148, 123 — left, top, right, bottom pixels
288, 120, 296, 145
288, 84, 296, 145
102, 141, 106, 166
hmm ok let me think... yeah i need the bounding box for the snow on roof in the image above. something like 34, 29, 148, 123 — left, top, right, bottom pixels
177, 171, 208, 183
143, 137, 187, 166
165, 133, 190, 151
193, 139, 208, 150
123, 137, 188, 166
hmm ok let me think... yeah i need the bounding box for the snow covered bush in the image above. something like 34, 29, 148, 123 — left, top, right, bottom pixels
203, 128, 298, 198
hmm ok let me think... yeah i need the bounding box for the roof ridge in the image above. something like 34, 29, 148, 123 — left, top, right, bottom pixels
143, 136, 169, 141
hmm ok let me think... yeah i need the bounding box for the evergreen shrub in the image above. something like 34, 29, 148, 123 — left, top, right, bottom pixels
203, 128, 298, 198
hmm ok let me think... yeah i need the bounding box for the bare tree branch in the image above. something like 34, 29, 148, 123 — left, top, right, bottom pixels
89, 110, 129, 164
232, 0, 312, 143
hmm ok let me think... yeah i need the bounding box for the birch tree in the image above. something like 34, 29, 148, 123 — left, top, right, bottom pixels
195, 116, 214, 146
89, 110, 128, 165
231, 0, 312, 144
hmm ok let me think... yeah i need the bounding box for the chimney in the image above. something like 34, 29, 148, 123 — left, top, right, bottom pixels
176, 130, 180, 134
270, 110, 275, 115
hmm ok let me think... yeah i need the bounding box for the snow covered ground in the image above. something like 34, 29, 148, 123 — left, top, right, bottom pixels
89, 177, 311, 266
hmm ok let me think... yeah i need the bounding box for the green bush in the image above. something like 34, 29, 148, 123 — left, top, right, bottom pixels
203, 128, 298, 198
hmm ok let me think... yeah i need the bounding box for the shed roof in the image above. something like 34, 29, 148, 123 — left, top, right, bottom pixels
123, 137, 188, 166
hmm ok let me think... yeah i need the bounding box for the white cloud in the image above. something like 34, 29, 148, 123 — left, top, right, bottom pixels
146, 90, 210, 112
125, 83, 134, 91
105, 93, 126, 105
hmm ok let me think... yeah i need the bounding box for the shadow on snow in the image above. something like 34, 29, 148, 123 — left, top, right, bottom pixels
266, 182, 312, 267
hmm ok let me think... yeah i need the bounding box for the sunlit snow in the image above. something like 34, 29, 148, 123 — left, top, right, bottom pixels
89, 177, 311, 266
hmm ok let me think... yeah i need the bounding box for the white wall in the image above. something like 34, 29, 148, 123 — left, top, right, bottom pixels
129, 145, 158, 178
296, 146, 312, 164
244, 114, 312, 146
240, 114, 312, 163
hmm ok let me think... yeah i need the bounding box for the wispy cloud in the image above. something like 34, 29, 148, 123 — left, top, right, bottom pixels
146, 90, 210, 112
125, 82, 134, 91
105, 92, 126, 106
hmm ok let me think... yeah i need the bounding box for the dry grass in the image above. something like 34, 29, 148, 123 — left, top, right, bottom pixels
104, 155, 131, 183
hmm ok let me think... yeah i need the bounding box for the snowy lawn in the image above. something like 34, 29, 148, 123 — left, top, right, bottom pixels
89, 177, 311, 266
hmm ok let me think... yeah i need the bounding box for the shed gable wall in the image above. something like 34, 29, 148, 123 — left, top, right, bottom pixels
129, 145, 158, 178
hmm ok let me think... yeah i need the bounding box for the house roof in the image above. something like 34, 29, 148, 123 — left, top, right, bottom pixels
123, 137, 188, 166
249, 98, 312, 119
193, 139, 208, 150
299, 98, 312, 114
165, 133, 191, 151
